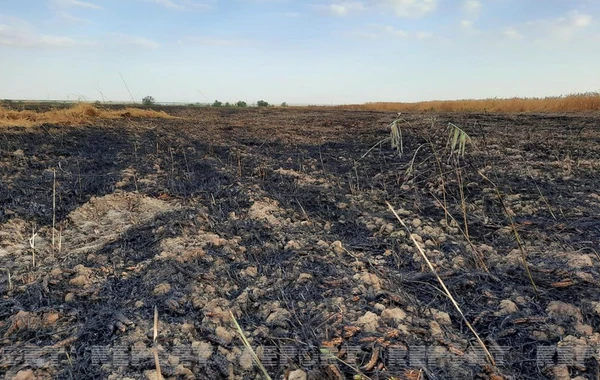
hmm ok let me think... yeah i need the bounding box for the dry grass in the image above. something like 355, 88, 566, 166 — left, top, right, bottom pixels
0, 102, 173, 127
386, 201, 496, 367
230, 311, 272, 380
339, 92, 600, 113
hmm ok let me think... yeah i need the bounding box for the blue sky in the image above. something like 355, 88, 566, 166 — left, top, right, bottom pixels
0, 0, 598, 104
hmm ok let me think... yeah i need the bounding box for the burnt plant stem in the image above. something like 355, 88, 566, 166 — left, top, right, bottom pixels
426, 120, 449, 225
386, 201, 496, 367
431, 192, 488, 271
456, 165, 470, 241
52, 168, 56, 250
478, 171, 539, 295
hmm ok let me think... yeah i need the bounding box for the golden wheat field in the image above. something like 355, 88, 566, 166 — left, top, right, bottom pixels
340, 92, 600, 113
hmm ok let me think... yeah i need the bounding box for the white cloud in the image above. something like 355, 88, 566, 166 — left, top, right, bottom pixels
502, 27, 522, 40
525, 10, 593, 42
459, 0, 480, 32
317, 2, 365, 16
458, 19, 481, 35
111, 33, 160, 48
0, 16, 95, 48
53, 0, 102, 10
416, 31, 433, 39
148, 0, 185, 9
349, 31, 378, 39
460, 19, 473, 29
142, 0, 211, 10
280, 11, 301, 17
380, 0, 437, 18
57, 11, 92, 23
381, 25, 408, 37
462, 0, 481, 14
242, 0, 290, 3
127, 37, 160, 48
317, 0, 436, 18
240, 0, 289, 2
39, 35, 81, 47
0, 22, 35, 47
351, 24, 432, 40
178, 36, 254, 47
571, 11, 592, 27
50, 0, 100, 24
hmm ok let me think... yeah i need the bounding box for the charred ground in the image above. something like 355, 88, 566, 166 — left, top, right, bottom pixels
1, 108, 599, 379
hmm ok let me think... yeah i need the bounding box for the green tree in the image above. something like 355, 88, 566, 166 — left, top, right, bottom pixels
257, 100, 269, 107
142, 96, 155, 106
224, 102, 231, 107
236, 101, 247, 107
280, 102, 288, 107
212, 100, 223, 107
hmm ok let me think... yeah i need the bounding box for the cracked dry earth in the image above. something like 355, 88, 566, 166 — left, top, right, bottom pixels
1, 107, 599, 380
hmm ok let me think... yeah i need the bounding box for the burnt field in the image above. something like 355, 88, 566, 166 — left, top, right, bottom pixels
1, 107, 599, 380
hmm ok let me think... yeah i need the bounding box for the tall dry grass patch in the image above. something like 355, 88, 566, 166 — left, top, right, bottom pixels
0, 103, 173, 127
340, 92, 600, 113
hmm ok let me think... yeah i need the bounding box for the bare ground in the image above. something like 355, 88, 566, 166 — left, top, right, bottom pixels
1, 108, 599, 379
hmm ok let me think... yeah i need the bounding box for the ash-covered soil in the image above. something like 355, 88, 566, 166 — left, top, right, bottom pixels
1, 108, 599, 380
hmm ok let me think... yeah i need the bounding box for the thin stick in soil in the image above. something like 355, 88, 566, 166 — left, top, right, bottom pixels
386, 201, 496, 366
170, 147, 176, 178
230, 311, 272, 380
527, 171, 556, 220
319, 147, 327, 174
52, 168, 56, 250
404, 144, 426, 181
153, 306, 163, 380
29, 224, 37, 267
354, 163, 360, 193
2, 268, 12, 290
359, 137, 390, 161
455, 166, 470, 240
296, 199, 310, 221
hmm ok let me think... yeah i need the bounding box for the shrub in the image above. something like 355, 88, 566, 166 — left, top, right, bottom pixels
212, 100, 223, 107
257, 100, 269, 107
281, 102, 288, 107
236, 101, 247, 107
142, 96, 155, 106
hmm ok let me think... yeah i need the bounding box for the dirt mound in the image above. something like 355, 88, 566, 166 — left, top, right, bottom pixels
65, 193, 172, 255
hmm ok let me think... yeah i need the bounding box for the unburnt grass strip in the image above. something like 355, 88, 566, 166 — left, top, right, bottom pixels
0, 102, 173, 127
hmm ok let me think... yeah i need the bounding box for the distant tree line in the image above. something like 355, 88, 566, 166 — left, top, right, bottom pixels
140, 96, 289, 108
206, 100, 288, 107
